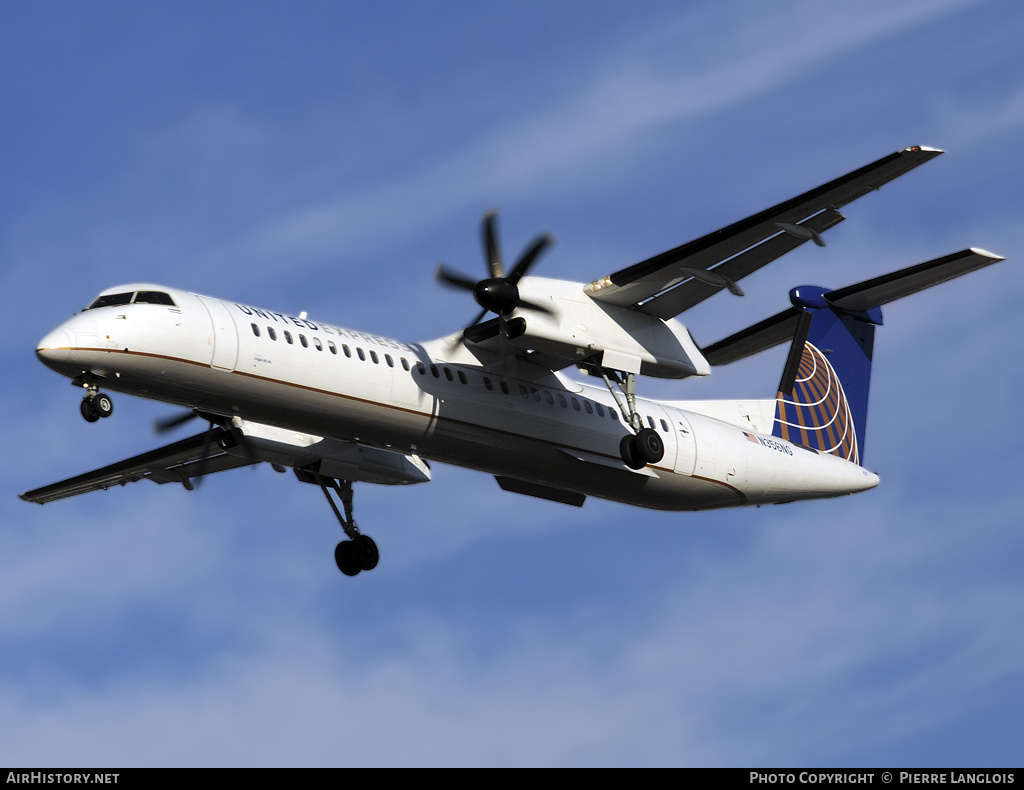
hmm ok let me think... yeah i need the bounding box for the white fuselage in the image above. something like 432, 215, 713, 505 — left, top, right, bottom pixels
36, 284, 878, 511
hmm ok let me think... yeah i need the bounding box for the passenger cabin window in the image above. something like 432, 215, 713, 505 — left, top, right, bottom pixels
284, 331, 293, 344
268, 327, 277, 341
251, 324, 261, 337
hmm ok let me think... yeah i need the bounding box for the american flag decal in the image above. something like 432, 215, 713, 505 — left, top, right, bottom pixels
774, 342, 859, 464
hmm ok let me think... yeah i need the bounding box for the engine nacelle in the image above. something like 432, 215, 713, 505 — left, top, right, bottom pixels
505, 276, 710, 379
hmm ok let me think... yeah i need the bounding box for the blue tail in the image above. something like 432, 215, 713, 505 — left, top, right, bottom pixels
771, 286, 879, 464
700, 249, 1006, 467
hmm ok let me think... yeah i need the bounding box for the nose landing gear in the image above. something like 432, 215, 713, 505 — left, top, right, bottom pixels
79, 384, 114, 423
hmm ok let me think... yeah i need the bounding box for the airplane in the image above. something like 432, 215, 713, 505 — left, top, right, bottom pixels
20, 145, 1007, 577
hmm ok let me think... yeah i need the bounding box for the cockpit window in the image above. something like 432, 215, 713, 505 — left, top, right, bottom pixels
86, 292, 133, 310
85, 290, 178, 310
134, 291, 176, 306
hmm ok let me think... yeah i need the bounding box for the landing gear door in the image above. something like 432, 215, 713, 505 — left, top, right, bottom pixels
198, 296, 239, 371
673, 413, 696, 476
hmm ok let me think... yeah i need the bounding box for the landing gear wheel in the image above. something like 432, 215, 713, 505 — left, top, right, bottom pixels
353, 534, 379, 571
636, 427, 664, 464
620, 434, 646, 470
80, 398, 100, 423
94, 393, 114, 418
335, 541, 362, 577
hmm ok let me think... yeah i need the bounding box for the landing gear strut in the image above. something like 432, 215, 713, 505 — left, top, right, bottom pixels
600, 369, 664, 469
78, 382, 113, 423
316, 476, 379, 577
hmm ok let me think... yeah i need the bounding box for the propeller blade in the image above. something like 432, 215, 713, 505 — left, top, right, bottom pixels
190, 421, 216, 489
483, 210, 503, 279
465, 307, 489, 331
515, 297, 555, 316
506, 233, 554, 284
435, 264, 478, 292
154, 410, 199, 434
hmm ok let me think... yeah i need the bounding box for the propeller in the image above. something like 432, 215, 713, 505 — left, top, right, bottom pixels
436, 211, 555, 337
154, 408, 256, 489
154, 409, 203, 434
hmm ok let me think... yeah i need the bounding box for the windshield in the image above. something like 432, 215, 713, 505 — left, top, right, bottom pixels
85, 291, 177, 310
86, 292, 133, 310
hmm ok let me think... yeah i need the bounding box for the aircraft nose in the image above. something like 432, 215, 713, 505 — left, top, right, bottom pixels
36, 328, 72, 365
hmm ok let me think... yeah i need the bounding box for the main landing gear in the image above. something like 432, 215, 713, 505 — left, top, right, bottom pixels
78, 383, 114, 423
316, 476, 379, 577
599, 369, 665, 470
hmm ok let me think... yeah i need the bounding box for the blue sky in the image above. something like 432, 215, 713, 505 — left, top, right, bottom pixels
2, 0, 1022, 767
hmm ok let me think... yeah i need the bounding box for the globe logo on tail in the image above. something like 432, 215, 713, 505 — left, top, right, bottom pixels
774, 342, 859, 464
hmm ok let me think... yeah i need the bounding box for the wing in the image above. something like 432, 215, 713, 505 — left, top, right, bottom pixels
585, 146, 943, 318
19, 428, 257, 504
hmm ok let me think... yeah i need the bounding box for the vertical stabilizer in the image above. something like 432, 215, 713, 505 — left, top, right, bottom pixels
700, 249, 1007, 468
772, 287, 879, 464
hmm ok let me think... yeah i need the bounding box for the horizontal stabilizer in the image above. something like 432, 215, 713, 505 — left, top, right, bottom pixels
826, 248, 1004, 312
701, 248, 1005, 365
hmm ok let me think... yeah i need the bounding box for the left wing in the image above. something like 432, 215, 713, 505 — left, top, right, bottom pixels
585, 146, 942, 318
20, 428, 256, 504
20, 419, 434, 505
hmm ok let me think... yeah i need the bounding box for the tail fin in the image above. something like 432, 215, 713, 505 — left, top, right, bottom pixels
700, 249, 1006, 465
772, 290, 876, 464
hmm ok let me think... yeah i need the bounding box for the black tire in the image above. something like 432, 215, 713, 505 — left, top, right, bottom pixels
619, 434, 646, 470
353, 534, 379, 571
95, 393, 114, 418
637, 427, 664, 464
335, 541, 361, 576
80, 399, 100, 423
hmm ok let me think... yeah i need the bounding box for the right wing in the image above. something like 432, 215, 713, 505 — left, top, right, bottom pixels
19, 428, 256, 504
585, 146, 943, 318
